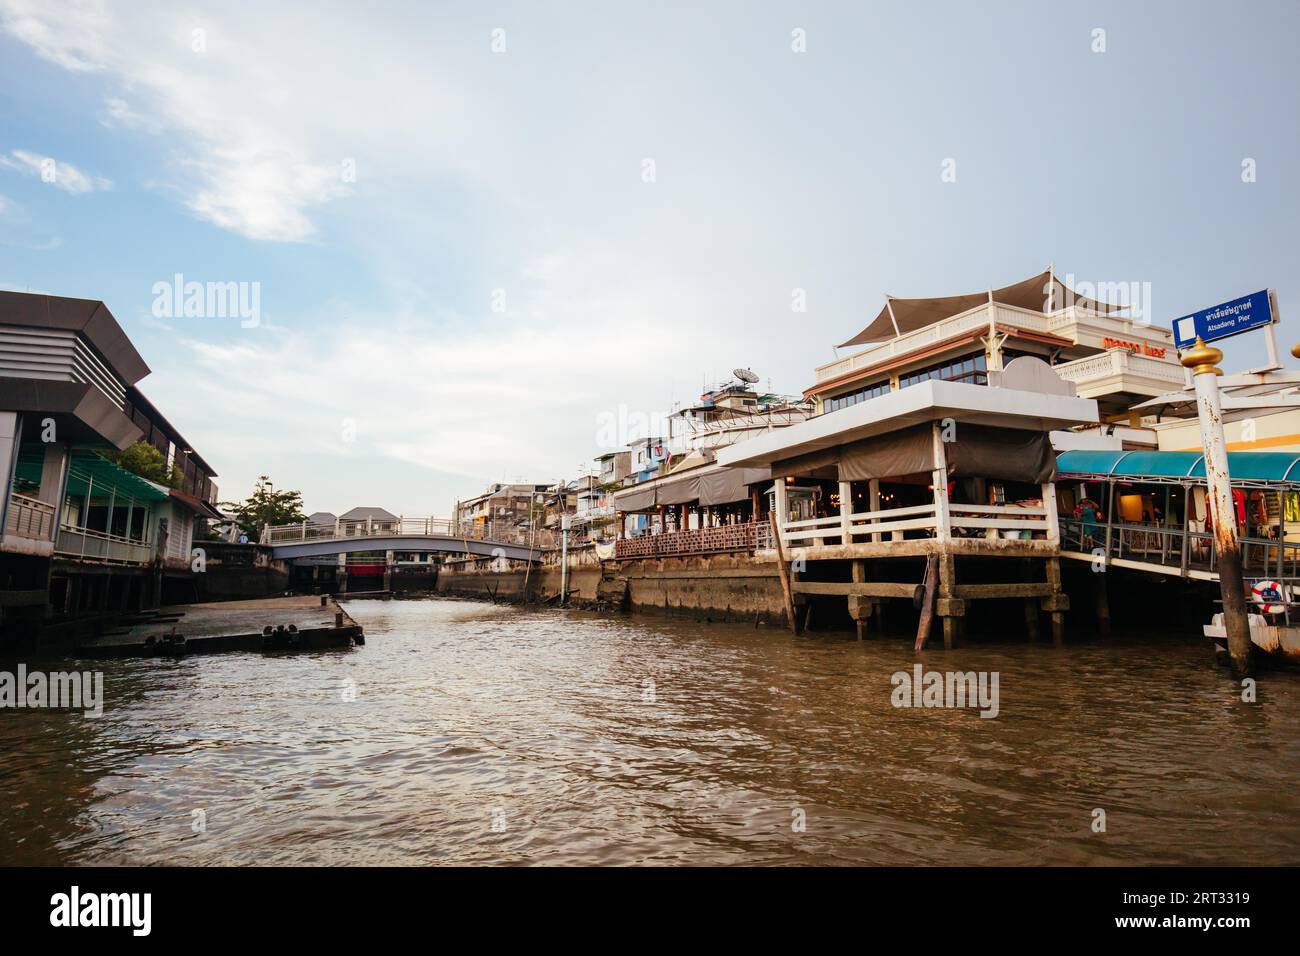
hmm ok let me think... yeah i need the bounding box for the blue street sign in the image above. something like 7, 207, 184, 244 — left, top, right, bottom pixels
1172, 289, 1275, 350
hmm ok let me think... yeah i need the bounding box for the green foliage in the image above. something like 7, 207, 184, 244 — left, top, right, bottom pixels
104, 441, 182, 488
220, 475, 307, 540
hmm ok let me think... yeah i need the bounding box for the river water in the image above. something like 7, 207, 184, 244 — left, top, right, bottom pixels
2, 597, 1298, 866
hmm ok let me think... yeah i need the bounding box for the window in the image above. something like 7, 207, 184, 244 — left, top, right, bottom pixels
824, 380, 890, 414
899, 352, 988, 389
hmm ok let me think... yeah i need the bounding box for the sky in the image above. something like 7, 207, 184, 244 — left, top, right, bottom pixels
1, 0, 1297, 515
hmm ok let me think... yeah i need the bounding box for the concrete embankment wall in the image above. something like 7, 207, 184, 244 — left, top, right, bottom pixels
435, 562, 602, 604
435, 549, 786, 624
614, 554, 786, 623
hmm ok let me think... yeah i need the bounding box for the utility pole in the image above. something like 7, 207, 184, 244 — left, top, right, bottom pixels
1181, 337, 1253, 676
560, 513, 570, 605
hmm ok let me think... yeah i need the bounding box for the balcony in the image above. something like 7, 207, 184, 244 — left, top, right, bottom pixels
55, 525, 154, 565
2, 493, 57, 557
1053, 347, 1186, 401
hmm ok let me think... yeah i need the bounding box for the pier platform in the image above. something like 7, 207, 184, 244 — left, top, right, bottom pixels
77, 594, 363, 658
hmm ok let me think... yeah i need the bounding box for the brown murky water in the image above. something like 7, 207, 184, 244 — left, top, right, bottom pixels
2, 598, 1299, 865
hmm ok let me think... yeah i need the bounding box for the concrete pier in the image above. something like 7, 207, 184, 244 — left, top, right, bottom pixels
77, 594, 363, 658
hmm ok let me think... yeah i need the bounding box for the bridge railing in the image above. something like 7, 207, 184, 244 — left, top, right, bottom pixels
261, 517, 558, 550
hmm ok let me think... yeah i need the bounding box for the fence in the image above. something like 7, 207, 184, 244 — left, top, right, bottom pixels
614, 520, 773, 559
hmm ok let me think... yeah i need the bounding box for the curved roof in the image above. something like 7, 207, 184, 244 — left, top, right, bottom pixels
838, 268, 1128, 348
1057, 449, 1300, 484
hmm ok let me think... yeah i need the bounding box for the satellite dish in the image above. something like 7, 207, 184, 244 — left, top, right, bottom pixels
733, 367, 759, 384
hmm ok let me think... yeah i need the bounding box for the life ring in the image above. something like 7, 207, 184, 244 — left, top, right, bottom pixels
1251, 579, 1287, 615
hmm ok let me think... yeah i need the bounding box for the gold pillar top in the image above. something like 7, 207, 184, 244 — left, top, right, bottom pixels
1180, 336, 1223, 376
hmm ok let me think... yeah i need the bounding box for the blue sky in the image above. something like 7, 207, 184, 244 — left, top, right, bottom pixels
1, 0, 1297, 514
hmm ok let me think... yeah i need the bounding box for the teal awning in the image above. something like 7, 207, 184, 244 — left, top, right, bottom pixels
66, 448, 170, 502
1057, 449, 1300, 486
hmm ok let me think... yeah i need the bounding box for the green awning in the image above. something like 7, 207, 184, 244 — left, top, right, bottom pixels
1057, 449, 1300, 486
65, 448, 170, 502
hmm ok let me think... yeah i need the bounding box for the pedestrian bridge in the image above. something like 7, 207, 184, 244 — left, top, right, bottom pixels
261, 518, 553, 563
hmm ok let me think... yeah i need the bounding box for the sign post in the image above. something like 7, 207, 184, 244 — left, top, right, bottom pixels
1181, 337, 1253, 676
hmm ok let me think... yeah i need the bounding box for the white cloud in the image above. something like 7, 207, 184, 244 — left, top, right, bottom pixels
0, 1, 844, 510
0, 149, 111, 193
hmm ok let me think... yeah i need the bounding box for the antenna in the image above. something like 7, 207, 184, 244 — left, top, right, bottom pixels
733, 367, 760, 384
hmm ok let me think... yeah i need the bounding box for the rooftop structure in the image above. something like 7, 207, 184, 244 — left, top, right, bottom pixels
809, 267, 1184, 423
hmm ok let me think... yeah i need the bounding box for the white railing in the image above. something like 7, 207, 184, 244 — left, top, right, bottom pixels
813, 302, 1168, 385
948, 502, 1050, 536
5, 493, 56, 541
55, 525, 153, 564
1055, 348, 1184, 387
779, 501, 1053, 546
262, 516, 558, 549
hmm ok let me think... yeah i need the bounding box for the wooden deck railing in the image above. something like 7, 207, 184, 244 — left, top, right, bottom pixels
4, 493, 56, 541
780, 501, 1052, 547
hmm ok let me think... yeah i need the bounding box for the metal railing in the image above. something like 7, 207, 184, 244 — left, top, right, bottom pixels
614, 520, 773, 559
55, 524, 154, 565
4, 493, 56, 541
1061, 518, 1300, 582
261, 516, 558, 550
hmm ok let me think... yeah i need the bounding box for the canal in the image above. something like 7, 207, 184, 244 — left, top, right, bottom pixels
2, 598, 1298, 865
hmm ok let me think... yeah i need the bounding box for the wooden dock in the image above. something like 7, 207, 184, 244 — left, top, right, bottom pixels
77, 594, 363, 658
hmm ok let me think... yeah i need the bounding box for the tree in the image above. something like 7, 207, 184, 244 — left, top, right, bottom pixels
221, 475, 307, 540
104, 441, 182, 488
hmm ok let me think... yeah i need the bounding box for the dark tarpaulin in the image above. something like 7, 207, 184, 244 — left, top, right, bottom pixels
657, 473, 703, 505
768, 424, 1056, 484
613, 483, 656, 512
838, 424, 935, 481
698, 466, 772, 506
946, 424, 1056, 483
771, 446, 841, 479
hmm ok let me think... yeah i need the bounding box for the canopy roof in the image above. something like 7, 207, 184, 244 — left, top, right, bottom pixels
838, 268, 1127, 348
66, 449, 171, 501
1057, 450, 1300, 486
13, 446, 170, 502
613, 464, 772, 513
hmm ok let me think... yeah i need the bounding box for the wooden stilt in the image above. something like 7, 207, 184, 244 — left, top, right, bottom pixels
770, 512, 798, 635
1094, 568, 1112, 636
937, 554, 958, 649
914, 554, 939, 651
1023, 599, 1040, 640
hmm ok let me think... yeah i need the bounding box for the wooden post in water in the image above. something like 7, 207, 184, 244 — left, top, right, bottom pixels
938, 554, 960, 649
769, 511, 797, 635
914, 554, 939, 651
849, 560, 871, 640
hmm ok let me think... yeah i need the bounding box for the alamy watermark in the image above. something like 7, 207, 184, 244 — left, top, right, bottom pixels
151, 273, 261, 328
1057, 272, 1153, 326
1, 665, 103, 718
890, 664, 999, 718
